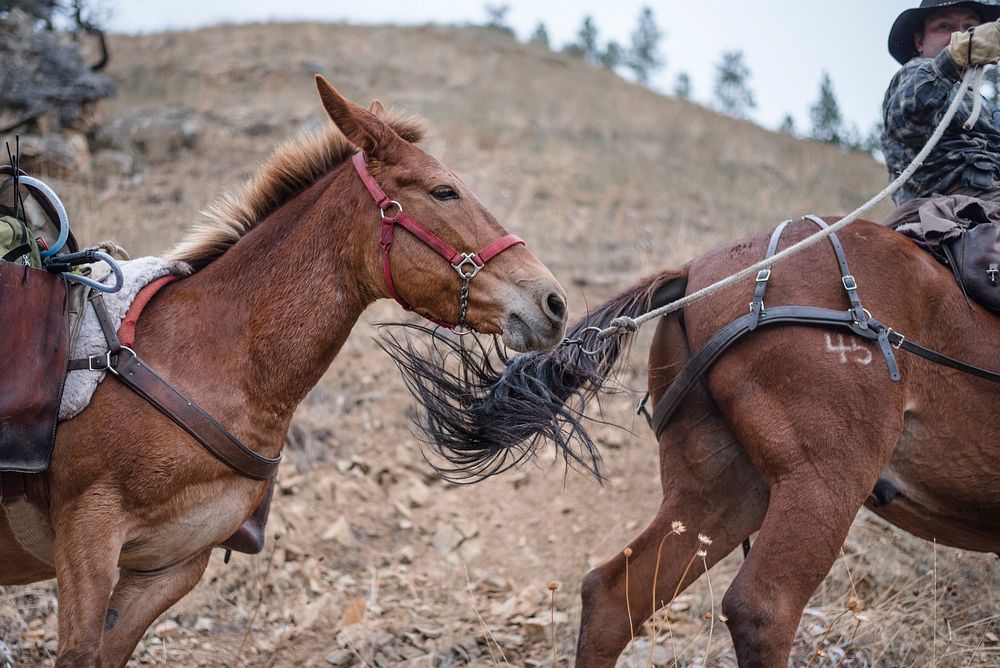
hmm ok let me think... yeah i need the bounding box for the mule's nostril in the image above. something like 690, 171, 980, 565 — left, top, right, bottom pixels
546, 292, 567, 322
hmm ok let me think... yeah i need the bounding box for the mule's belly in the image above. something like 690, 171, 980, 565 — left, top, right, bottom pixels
873, 402, 1000, 552
0, 515, 55, 584
118, 489, 253, 571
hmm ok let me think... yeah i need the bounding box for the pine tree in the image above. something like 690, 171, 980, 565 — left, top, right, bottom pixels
570, 15, 601, 64
484, 3, 513, 35
627, 6, 664, 85
673, 72, 691, 99
529, 22, 550, 48
779, 114, 796, 135
599, 40, 623, 69
810, 71, 844, 145
714, 50, 756, 119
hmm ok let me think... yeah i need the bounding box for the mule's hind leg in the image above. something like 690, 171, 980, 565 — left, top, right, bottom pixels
721, 471, 879, 667
100, 549, 212, 668
575, 384, 769, 667
715, 380, 903, 666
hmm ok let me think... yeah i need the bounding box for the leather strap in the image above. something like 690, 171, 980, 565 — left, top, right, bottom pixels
70, 293, 280, 481
352, 152, 525, 329
882, 325, 1000, 383
109, 348, 280, 480
749, 219, 792, 330
802, 215, 867, 328
651, 305, 861, 438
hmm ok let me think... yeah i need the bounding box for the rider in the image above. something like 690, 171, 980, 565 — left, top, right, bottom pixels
882, 0, 1000, 235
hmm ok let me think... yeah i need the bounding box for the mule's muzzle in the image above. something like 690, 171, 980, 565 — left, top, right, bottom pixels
502, 286, 568, 352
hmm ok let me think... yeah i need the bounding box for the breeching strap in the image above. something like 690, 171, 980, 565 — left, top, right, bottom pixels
351, 152, 524, 330
595, 65, 983, 341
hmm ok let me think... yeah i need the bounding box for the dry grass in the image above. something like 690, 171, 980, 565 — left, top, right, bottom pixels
1, 20, 995, 667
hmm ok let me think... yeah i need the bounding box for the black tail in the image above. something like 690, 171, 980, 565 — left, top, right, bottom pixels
378, 269, 687, 483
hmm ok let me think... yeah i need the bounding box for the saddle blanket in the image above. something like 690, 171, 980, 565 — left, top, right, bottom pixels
59, 256, 190, 420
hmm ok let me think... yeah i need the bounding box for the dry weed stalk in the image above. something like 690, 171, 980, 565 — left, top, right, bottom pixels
933, 539, 938, 667
624, 546, 637, 668
548, 580, 560, 667
804, 552, 869, 668
462, 565, 510, 668
230, 535, 280, 668
697, 535, 716, 666
647, 521, 686, 668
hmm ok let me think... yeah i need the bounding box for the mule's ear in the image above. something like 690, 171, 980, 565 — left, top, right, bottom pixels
315, 75, 396, 155
368, 99, 388, 119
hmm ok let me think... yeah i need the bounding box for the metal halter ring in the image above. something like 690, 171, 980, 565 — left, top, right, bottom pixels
560, 325, 605, 356
452, 253, 483, 280
380, 200, 402, 220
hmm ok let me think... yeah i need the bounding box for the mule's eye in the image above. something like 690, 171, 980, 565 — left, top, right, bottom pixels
431, 186, 459, 201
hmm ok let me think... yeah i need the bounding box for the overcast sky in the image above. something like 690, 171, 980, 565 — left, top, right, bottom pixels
107, 1, 922, 136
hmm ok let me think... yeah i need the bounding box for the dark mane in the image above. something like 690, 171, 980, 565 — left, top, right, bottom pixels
168, 109, 426, 272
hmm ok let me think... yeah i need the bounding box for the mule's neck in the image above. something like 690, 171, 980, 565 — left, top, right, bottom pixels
189, 161, 382, 419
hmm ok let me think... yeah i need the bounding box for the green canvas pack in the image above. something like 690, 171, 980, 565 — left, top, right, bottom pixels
0, 214, 42, 267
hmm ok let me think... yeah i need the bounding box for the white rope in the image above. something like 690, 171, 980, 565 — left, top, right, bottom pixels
964, 66, 986, 129
598, 65, 981, 340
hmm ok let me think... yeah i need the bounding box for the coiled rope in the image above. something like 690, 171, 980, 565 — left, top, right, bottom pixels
596, 65, 983, 340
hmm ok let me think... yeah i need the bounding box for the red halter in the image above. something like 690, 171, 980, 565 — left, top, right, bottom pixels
351, 152, 524, 330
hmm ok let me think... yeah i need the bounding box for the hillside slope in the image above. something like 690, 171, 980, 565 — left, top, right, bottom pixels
2, 22, 996, 667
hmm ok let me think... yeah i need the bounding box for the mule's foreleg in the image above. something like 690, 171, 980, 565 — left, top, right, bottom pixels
52, 498, 127, 668
575, 405, 769, 667
100, 549, 213, 667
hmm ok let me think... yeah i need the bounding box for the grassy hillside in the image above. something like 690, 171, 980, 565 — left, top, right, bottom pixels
3, 21, 996, 668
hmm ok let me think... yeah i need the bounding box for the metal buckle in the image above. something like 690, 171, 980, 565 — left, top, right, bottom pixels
756, 268, 771, 283
886, 328, 904, 350
842, 275, 858, 291
453, 253, 483, 280
380, 200, 402, 220
88, 350, 112, 371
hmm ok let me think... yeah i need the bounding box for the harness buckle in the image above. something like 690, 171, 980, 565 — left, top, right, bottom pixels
453, 253, 483, 280
886, 328, 905, 350
755, 268, 771, 283
88, 350, 112, 371
842, 275, 858, 291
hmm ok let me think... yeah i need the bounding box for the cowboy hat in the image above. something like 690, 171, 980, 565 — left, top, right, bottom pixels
889, 0, 1000, 64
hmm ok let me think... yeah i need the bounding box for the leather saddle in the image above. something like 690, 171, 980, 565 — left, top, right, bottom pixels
943, 222, 1000, 312
0, 262, 68, 472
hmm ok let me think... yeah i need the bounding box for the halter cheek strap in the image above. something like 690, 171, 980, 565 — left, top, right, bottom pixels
351, 152, 524, 330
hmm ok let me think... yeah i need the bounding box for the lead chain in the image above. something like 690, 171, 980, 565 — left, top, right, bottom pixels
456, 276, 472, 335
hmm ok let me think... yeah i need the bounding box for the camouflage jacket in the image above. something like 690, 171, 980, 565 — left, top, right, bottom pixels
881, 49, 1000, 205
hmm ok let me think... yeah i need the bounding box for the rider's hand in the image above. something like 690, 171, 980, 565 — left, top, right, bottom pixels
949, 22, 1000, 67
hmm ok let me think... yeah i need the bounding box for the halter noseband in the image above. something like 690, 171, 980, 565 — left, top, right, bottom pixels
351, 152, 524, 331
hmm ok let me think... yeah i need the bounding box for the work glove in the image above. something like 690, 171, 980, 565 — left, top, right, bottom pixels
949, 21, 1000, 67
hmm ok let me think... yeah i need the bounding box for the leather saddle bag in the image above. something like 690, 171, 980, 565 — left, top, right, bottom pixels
0, 262, 69, 472
944, 222, 1000, 313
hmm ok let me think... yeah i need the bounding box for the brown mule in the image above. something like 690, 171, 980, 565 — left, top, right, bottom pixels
388, 217, 1000, 666
0, 76, 568, 667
